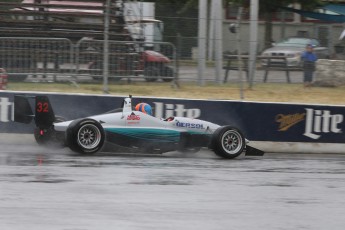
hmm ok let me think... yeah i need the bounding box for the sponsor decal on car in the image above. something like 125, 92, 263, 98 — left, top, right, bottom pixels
127, 112, 140, 124
176, 121, 204, 129
127, 113, 140, 121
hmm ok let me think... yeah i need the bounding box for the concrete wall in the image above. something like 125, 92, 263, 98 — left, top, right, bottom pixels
2, 91, 345, 154
314, 59, 345, 87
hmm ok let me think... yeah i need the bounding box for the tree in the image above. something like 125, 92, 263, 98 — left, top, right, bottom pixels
0, 0, 23, 10
145, 0, 199, 58
230, 0, 322, 49
149, 0, 322, 51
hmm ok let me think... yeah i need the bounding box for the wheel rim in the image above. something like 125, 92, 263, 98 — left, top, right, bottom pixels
77, 124, 101, 150
221, 130, 243, 155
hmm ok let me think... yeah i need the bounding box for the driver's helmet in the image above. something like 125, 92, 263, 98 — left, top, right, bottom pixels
135, 103, 152, 116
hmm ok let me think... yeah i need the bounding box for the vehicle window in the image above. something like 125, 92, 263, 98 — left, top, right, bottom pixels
275, 38, 313, 47
310, 39, 320, 47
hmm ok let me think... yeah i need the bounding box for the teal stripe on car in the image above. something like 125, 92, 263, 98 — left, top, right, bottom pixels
105, 128, 180, 142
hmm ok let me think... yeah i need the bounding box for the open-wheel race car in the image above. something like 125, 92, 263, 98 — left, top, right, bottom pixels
14, 95, 264, 159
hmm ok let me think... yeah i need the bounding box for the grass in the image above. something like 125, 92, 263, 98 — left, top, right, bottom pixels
6, 81, 345, 105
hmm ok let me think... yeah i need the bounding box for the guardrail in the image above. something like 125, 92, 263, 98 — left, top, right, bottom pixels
0, 37, 177, 84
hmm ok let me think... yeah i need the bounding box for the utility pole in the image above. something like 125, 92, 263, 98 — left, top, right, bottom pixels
248, 0, 259, 89
214, 0, 223, 85
103, 0, 111, 94
235, 6, 244, 100
198, 0, 207, 86
208, 0, 215, 61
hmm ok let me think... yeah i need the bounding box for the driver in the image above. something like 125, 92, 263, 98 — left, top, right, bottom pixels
135, 103, 152, 116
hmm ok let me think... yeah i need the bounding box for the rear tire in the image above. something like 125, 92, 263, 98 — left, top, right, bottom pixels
161, 66, 174, 82
144, 65, 159, 82
210, 126, 245, 159
66, 118, 105, 154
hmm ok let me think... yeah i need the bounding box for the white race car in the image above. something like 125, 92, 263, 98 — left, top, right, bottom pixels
14, 95, 264, 159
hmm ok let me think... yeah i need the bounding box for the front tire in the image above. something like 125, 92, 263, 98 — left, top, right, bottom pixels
211, 126, 245, 159
66, 119, 105, 154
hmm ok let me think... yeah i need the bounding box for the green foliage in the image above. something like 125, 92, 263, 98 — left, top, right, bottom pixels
224, 0, 322, 49
0, 0, 23, 2
146, 0, 198, 13
153, 0, 199, 54
151, 0, 323, 52
227, 0, 322, 9
0, 0, 23, 10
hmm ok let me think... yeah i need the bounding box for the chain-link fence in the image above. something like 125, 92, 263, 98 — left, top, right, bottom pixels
153, 2, 345, 86
75, 40, 176, 83
0, 37, 73, 82
0, 38, 177, 84
1, 1, 345, 93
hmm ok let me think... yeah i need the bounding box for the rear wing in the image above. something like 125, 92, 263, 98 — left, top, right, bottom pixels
122, 95, 133, 113
14, 95, 34, 124
14, 95, 56, 128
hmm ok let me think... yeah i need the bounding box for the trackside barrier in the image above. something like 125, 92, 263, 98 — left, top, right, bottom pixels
0, 37, 74, 82
0, 68, 8, 90
1, 91, 345, 149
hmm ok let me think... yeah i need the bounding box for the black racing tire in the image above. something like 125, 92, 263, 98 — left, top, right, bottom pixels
144, 65, 159, 82
161, 66, 174, 82
210, 126, 245, 159
66, 118, 105, 154
34, 116, 66, 147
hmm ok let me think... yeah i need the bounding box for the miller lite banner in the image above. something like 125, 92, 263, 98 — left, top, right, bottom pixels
1, 91, 345, 143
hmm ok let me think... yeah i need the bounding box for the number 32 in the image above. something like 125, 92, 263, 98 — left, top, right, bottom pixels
37, 102, 49, 113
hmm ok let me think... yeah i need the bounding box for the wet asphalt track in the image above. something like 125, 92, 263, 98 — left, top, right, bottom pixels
1, 143, 345, 230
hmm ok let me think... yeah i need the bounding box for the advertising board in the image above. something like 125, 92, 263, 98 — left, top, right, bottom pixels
1, 91, 345, 144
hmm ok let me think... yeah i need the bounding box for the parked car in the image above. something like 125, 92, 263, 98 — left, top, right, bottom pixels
261, 37, 330, 67
87, 43, 174, 82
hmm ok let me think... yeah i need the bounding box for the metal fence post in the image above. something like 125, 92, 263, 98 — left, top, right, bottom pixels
236, 7, 244, 100
103, 0, 111, 94
198, 0, 207, 86
248, 0, 259, 89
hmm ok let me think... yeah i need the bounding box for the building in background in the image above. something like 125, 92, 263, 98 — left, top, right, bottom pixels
223, 1, 345, 56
